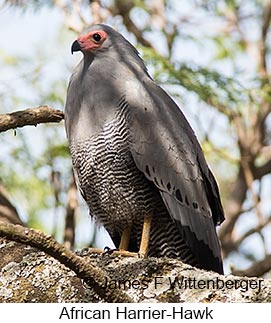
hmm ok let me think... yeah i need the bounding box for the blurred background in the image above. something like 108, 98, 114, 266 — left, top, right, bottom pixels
0, 0, 270, 276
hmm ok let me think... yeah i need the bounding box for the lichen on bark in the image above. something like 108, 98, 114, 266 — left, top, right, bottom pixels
0, 239, 92, 302
1, 238, 271, 303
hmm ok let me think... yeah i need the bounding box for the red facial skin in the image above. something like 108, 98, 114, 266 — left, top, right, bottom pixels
77, 30, 108, 52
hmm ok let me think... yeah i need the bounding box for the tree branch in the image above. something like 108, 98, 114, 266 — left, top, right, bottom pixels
232, 254, 271, 277
219, 168, 247, 243
233, 215, 271, 248
0, 106, 64, 133
113, 0, 155, 49
254, 160, 271, 179
0, 222, 132, 302
2, 237, 271, 302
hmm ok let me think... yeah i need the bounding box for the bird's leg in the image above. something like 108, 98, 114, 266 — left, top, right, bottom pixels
100, 227, 136, 257
119, 226, 131, 251
112, 226, 138, 257
138, 212, 152, 258
111, 213, 152, 258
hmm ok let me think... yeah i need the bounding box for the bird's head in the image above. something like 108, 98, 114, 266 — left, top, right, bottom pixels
71, 24, 149, 75
72, 30, 106, 54
71, 24, 116, 55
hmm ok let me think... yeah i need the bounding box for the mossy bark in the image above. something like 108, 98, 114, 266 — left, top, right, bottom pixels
0, 238, 270, 303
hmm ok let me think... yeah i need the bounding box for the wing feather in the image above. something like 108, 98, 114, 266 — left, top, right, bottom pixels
128, 77, 224, 272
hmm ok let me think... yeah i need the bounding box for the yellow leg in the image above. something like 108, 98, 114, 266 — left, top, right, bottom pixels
138, 212, 152, 258
111, 213, 153, 258
113, 225, 138, 257
119, 226, 131, 251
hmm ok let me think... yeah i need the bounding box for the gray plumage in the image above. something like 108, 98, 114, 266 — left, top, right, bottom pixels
65, 24, 225, 273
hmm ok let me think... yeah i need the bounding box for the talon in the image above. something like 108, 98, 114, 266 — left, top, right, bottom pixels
112, 250, 139, 257
137, 251, 146, 258
103, 246, 119, 255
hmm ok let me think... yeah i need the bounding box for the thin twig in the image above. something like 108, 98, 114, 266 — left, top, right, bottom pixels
112, 0, 155, 49
232, 254, 271, 277
234, 216, 271, 247
254, 160, 271, 179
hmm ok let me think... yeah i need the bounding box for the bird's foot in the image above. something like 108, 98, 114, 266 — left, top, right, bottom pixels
137, 250, 148, 258
110, 249, 146, 258
103, 246, 118, 255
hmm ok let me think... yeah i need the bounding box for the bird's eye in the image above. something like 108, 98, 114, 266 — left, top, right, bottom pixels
93, 33, 102, 42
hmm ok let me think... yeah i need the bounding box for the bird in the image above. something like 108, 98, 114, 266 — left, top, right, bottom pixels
65, 24, 225, 274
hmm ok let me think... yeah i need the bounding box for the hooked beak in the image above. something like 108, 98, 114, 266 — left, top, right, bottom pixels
71, 40, 82, 54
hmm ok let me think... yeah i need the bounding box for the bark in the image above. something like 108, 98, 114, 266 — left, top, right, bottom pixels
0, 106, 64, 133
0, 237, 269, 303
0, 222, 132, 302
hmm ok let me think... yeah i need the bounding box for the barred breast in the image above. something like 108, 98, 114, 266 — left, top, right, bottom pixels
69, 101, 198, 266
